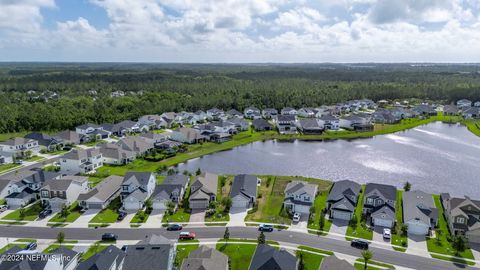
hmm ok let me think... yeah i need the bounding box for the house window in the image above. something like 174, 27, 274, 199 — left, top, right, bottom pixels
457, 217, 465, 223
367, 198, 373, 204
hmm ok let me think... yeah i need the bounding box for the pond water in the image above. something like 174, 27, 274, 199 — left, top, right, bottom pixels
176, 122, 480, 197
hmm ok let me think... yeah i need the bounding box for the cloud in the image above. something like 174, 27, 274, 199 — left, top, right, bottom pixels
0, 0, 55, 32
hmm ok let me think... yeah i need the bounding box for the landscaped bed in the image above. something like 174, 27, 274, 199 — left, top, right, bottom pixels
48, 202, 82, 223
2, 202, 43, 221
391, 190, 407, 251
307, 186, 333, 235
346, 185, 373, 241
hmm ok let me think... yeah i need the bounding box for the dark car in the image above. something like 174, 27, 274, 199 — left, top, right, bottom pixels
25, 242, 37, 250
117, 212, 127, 221
121, 245, 128, 252
258, 224, 274, 232
39, 209, 52, 219
101, 233, 118, 241
351, 239, 369, 249
166, 224, 183, 231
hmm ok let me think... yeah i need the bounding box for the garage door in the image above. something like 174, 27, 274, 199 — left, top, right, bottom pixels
87, 202, 104, 210
295, 204, 311, 214
466, 231, 480, 244
373, 218, 393, 228
407, 221, 428, 235
124, 201, 142, 211
153, 201, 166, 210
232, 198, 248, 208
332, 210, 352, 221
190, 200, 208, 210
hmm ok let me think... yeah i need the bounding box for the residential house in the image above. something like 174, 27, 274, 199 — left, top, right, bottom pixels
189, 172, 218, 210
77, 245, 125, 270
75, 123, 110, 140
55, 130, 82, 145
123, 234, 175, 270
457, 99, 472, 109
0, 151, 14, 165
412, 105, 437, 116
140, 132, 169, 146
112, 120, 149, 135
314, 105, 332, 118
210, 121, 237, 134
76, 123, 102, 135
228, 117, 249, 131
283, 181, 317, 214
171, 127, 206, 144
327, 180, 361, 221
152, 174, 189, 210
60, 148, 103, 174
210, 133, 232, 143
462, 107, 480, 119
206, 108, 225, 120
339, 115, 372, 131
319, 255, 355, 270
181, 246, 228, 270
226, 109, 243, 118
77, 175, 123, 210
121, 172, 156, 211
297, 118, 323, 134
281, 107, 297, 115
244, 107, 261, 119
403, 190, 438, 235
441, 193, 480, 244
262, 108, 278, 119
443, 105, 459, 116
363, 183, 397, 228
318, 115, 340, 130
372, 110, 398, 124
298, 108, 316, 118
276, 115, 297, 134
252, 118, 272, 131
25, 132, 63, 151
230, 174, 258, 208
193, 110, 208, 123
474, 101, 480, 107
0, 246, 79, 270
117, 136, 154, 156
0, 137, 40, 157
249, 244, 298, 270
99, 143, 136, 165
138, 114, 169, 130
40, 176, 89, 211
160, 112, 177, 127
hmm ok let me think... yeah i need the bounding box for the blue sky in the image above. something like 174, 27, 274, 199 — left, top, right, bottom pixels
0, 0, 479, 62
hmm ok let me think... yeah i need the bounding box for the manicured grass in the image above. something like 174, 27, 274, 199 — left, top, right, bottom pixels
0, 163, 20, 173
426, 195, 474, 259
175, 240, 199, 268
391, 190, 407, 250
2, 202, 43, 221
89, 197, 121, 224
21, 155, 44, 162
0, 131, 29, 142
205, 175, 230, 223
43, 241, 78, 253
48, 202, 82, 223
81, 242, 108, 261
88, 176, 105, 187
216, 242, 257, 270
163, 208, 191, 223
346, 186, 373, 240
0, 243, 27, 254
297, 246, 334, 256
430, 254, 475, 266
354, 263, 383, 270
356, 258, 395, 269
296, 250, 324, 270
130, 210, 150, 223
15, 238, 37, 243
308, 187, 333, 234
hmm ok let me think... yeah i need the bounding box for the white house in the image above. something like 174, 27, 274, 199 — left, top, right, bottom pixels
298, 108, 316, 118
60, 148, 103, 174
0, 151, 14, 165
40, 176, 89, 211
0, 137, 40, 158
318, 115, 340, 130
283, 181, 318, 214
281, 107, 297, 115
120, 172, 156, 211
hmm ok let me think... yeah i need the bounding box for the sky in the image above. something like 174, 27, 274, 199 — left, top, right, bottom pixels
0, 0, 480, 62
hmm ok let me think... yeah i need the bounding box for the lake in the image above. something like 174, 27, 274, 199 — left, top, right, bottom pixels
176, 122, 480, 197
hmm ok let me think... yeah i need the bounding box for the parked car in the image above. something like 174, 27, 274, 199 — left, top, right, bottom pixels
293, 212, 301, 222
179, 232, 196, 240
38, 209, 52, 219
25, 242, 37, 250
101, 233, 118, 241
117, 212, 127, 221
383, 228, 391, 239
259, 224, 274, 232
0, 205, 8, 212
166, 224, 183, 231
14, 160, 23, 165
351, 239, 369, 249
121, 245, 128, 252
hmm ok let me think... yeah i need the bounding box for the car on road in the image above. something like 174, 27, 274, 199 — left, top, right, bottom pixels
179, 232, 196, 240
0, 205, 8, 212
292, 212, 301, 222
15, 160, 24, 165
38, 209, 52, 219
259, 224, 274, 232
25, 242, 37, 250
117, 212, 127, 221
101, 233, 118, 241
383, 228, 391, 239
166, 224, 183, 231
350, 239, 369, 249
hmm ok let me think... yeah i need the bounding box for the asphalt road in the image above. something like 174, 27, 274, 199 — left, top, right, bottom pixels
0, 156, 60, 178
0, 225, 477, 270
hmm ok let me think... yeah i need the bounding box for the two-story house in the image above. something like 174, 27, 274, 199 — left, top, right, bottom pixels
457, 99, 472, 109
98, 143, 136, 165
206, 108, 225, 120
363, 183, 397, 228
327, 180, 361, 221
0, 137, 40, 158
262, 108, 278, 119
230, 174, 259, 208
281, 107, 297, 115
60, 148, 103, 174
170, 128, 206, 144
318, 115, 340, 130
40, 176, 89, 211
152, 174, 189, 210
0, 151, 14, 165
24, 132, 63, 151
244, 107, 261, 119
276, 115, 297, 134
117, 136, 154, 156
121, 172, 156, 211
189, 172, 218, 210
75, 123, 110, 141
403, 190, 438, 235
441, 193, 480, 244
283, 181, 318, 215
298, 108, 316, 118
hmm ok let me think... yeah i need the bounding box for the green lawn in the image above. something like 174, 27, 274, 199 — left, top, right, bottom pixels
48, 202, 82, 223
391, 190, 407, 250
43, 241, 78, 253
0, 163, 20, 173
88, 176, 105, 187
0, 243, 28, 254
0, 131, 29, 142
2, 202, 43, 221
426, 195, 474, 259
163, 208, 191, 223
216, 242, 257, 270
89, 197, 121, 223
81, 242, 108, 261
19, 155, 44, 162
175, 241, 199, 268
130, 210, 150, 223
346, 186, 373, 240
296, 250, 324, 270
205, 175, 230, 223
308, 187, 333, 234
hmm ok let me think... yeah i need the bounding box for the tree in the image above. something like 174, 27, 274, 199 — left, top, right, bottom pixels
361, 250, 373, 270
400, 224, 408, 236
19, 207, 25, 220
221, 197, 232, 211
403, 181, 411, 192
195, 168, 202, 176
219, 176, 226, 187
319, 213, 325, 231
24, 150, 32, 159
452, 236, 467, 255
349, 215, 358, 230
258, 231, 266, 244
167, 168, 176, 175
145, 198, 153, 213
57, 231, 65, 246
60, 205, 70, 219
223, 227, 230, 242
167, 201, 175, 215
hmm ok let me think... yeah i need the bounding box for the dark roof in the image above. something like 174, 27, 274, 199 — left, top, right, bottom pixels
249, 244, 298, 270
320, 255, 355, 270
319, 114, 338, 121
77, 245, 125, 270
164, 174, 189, 186
181, 246, 228, 270
5, 187, 35, 199
299, 118, 322, 129
231, 174, 258, 200
371, 204, 396, 220
365, 183, 396, 201
252, 119, 272, 129
25, 132, 62, 147
123, 172, 154, 186
327, 180, 361, 202
123, 234, 173, 270
403, 190, 438, 225
277, 115, 296, 122
77, 123, 100, 129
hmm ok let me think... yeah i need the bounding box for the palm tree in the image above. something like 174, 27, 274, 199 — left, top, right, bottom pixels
361, 250, 373, 270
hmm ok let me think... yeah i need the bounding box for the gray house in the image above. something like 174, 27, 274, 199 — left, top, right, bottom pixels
403, 190, 438, 235
363, 183, 397, 228
249, 244, 298, 270
320, 255, 355, 270
230, 174, 258, 208
276, 115, 297, 134
121, 172, 156, 211
189, 172, 218, 210
283, 181, 317, 214
78, 175, 123, 210
77, 245, 125, 270
123, 234, 175, 270
152, 174, 189, 210
327, 180, 361, 221
252, 119, 272, 131
181, 246, 228, 270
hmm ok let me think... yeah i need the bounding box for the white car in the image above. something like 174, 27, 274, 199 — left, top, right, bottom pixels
0, 205, 7, 212
383, 228, 391, 239
292, 212, 301, 222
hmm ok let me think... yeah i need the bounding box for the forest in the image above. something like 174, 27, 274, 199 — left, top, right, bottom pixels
0, 63, 480, 134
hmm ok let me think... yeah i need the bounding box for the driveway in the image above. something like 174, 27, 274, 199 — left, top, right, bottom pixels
329, 219, 349, 239
371, 226, 393, 250
29, 217, 51, 227
188, 210, 205, 226
110, 212, 136, 228
67, 209, 100, 228
141, 210, 164, 228
228, 207, 247, 227
289, 214, 308, 233
470, 243, 480, 261
407, 234, 429, 256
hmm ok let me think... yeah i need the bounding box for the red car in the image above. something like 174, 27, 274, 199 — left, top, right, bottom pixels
179, 232, 196, 240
